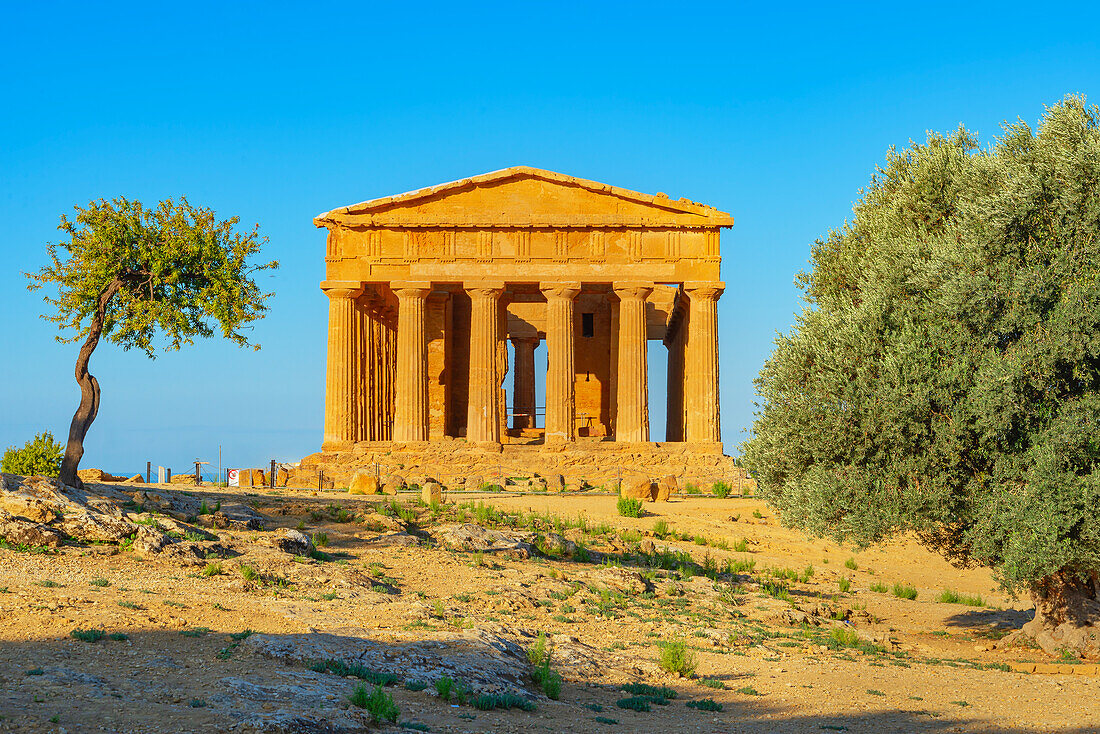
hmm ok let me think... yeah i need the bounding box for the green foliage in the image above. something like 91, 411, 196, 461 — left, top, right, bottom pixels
620, 683, 676, 699
657, 638, 697, 676
699, 678, 725, 689
27, 197, 276, 357
1, 432, 63, 477
892, 583, 918, 600
686, 698, 723, 712
70, 628, 105, 643
348, 684, 399, 723
616, 696, 653, 712
838, 577, 852, 593
844, 558, 858, 570
89, 578, 109, 587
307, 659, 398, 685
529, 632, 562, 699
743, 96, 1100, 593
617, 496, 644, 518
937, 589, 985, 606
472, 693, 536, 711
712, 481, 732, 498
869, 582, 888, 593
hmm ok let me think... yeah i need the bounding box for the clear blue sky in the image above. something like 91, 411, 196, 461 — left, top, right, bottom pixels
2, 2, 1097, 476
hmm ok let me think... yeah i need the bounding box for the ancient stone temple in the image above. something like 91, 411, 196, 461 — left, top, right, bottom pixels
304, 167, 739, 488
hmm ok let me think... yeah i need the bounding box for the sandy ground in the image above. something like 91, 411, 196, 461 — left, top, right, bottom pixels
0, 483, 1097, 733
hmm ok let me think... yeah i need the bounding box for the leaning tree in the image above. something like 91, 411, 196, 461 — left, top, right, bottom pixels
27, 197, 277, 488
743, 96, 1100, 657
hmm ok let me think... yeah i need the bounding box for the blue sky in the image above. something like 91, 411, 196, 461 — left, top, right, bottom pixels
2, 2, 1097, 476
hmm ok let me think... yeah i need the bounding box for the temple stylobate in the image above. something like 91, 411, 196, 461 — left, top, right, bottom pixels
315, 166, 731, 456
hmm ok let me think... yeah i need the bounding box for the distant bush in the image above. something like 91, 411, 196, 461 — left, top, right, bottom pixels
349, 683, 398, 723
712, 481, 732, 498
892, 583, 918, 600
1, 431, 63, 477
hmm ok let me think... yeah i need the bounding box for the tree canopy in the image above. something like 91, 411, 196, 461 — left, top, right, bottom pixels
27, 197, 277, 486
742, 96, 1100, 649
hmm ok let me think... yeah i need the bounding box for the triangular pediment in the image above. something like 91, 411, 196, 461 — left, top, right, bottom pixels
315, 167, 733, 228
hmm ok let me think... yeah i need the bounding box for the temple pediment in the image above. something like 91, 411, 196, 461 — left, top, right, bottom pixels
315, 166, 733, 229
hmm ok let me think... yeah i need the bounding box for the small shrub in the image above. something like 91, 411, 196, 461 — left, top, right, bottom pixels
89, 577, 110, 588
202, 562, 223, 577
892, 583, 918, 600
751, 509, 763, 519
732, 538, 750, 553
838, 577, 852, 593
118, 601, 140, 609
70, 628, 105, 643
844, 557, 858, 570
937, 589, 984, 606
239, 564, 258, 582
179, 627, 210, 637
594, 716, 619, 724
616, 696, 652, 712
658, 638, 697, 677
37, 580, 61, 588
829, 626, 861, 648
404, 680, 428, 691
189, 698, 207, 708
435, 675, 455, 701
712, 481, 732, 498
25, 668, 45, 676
652, 519, 669, 537
349, 684, 399, 723
620, 683, 676, 699
869, 581, 888, 593
308, 659, 398, 685
699, 678, 725, 689
312, 532, 329, 548
472, 693, 536, 711
686, 698, 722, 711
866, 688, 885, 696
683, 483, 702, 494
617, 496, 644, 518
736, 686, 762, 695
108, 632, 129, 641
1, 431, 63, 477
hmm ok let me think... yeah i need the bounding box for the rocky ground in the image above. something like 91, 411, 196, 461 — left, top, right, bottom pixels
0, 473, 1097, 733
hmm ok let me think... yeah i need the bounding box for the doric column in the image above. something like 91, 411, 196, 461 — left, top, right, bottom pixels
541, 283, 580, 443
511, 336, 538, 430
392, 282, 431, 442
322, 282, 363, 450
465, 284, 503, 444
614, 283, 653, 442
684, 282, 724, 444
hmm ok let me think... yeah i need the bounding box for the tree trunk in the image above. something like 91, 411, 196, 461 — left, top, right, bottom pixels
58, 279, 122, 489
1022, 569, 1100, 659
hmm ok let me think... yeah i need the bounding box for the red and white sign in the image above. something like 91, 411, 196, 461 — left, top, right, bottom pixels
227, 469, 239, 487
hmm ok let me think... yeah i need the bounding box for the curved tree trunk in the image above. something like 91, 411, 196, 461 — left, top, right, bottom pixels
58, 279, 122, 489
1023, 569, 1100, 659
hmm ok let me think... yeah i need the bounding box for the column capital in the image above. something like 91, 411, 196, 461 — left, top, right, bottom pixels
464, 284, 504, 299
540, 282, 581, 300
684, 281, 725, 300
613, 282, 654, 301
392, 281, 432, 299
320, 281, 363, 300
510, 335, 540, 346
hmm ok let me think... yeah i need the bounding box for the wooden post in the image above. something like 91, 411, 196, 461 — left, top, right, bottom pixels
146, 461, 151, 484
270, 459, 276, 489
194, 462, 201, 486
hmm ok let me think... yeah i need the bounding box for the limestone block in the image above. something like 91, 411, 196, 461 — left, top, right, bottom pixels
621, 477, 655, 501
422, 481, 443, 505
655, 475, 677, 502
547, 474, 565, 492
382, 474, 406, 495
348, 471, 380, 495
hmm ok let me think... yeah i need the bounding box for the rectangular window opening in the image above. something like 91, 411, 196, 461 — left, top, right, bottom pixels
581, 312, 595, 338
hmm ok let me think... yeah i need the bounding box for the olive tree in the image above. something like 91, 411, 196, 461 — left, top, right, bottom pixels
27, 197, 277, 488
743, 96, 1100, 657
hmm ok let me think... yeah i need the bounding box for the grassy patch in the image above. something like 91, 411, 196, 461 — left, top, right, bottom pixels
937, 589, 984, 606
349, 684, 399, 723
89, 578, 110, 587
70, 628, 105, 643
472, 693, 536, 711
699, 678, 725, 689
736, 686, 762, 695
620, 683, 676, 699
308, 659, 398, 685
869, 581, 888, 593
686, 698, 722, 712
892, 583, 918, 600
616, 696, 653, 712
838, 577, 851, 593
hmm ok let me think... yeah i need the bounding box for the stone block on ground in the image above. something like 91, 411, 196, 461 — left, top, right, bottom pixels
381, 474, 405, 495
621, 477, 655, 501
348, 471, 380, 495
655, 475, 677, 501
422, 481, 443, 505
275, 528, 315, 556
433, 523, 535, 559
